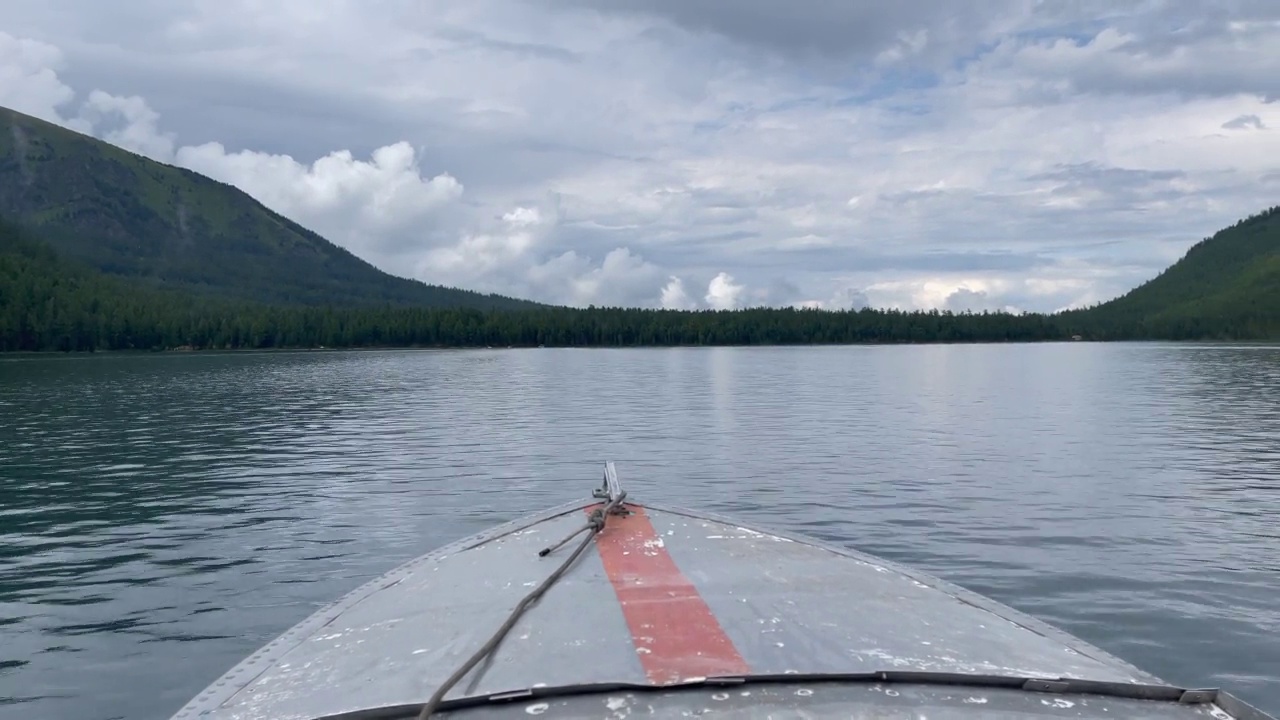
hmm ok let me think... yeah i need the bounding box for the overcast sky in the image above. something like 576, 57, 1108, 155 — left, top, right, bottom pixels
2, 1, 1278, 311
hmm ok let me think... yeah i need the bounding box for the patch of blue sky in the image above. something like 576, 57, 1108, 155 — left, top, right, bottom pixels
835, 68, 940, 107
943, 22, 1102, 74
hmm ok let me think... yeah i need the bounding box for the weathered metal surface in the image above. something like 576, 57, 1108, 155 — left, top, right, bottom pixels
648, 508, 1151, 682
422, 683, 1246, 719
168, 492, 1271, 720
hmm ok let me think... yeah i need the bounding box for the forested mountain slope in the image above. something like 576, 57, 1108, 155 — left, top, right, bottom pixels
0, 106, 538, 310
3, 95, 1278, 352
1081, 206, 1280, 339
0, 217, 1078, 351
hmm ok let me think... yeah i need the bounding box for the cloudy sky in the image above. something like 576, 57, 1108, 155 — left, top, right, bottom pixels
2, 1, 1278, 312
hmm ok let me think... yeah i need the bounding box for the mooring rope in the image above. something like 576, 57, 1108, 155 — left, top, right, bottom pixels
416, 491, 627, 719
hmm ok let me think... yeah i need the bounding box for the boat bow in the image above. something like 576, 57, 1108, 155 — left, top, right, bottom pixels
168, 463, 1275, 720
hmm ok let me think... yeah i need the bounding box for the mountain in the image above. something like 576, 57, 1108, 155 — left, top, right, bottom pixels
1082, 206, 1280, 338
1, 214, 1076, 352
0, 106, 539, 310
2, 94, 1279, 350
5, 203, 1280, 352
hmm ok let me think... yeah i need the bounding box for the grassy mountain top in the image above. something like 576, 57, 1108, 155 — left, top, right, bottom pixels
0, 106, 539, 310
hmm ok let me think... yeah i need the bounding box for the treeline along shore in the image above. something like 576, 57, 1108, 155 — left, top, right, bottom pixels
2, 103, 1278, 352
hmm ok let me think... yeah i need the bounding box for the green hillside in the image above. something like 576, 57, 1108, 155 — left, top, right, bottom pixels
0, 106, 538, 310
1082, 206, 1280, 338
0, 217, 1078, 352
5, 202, 1280, 352
1, 92, 1278, 350
1, 218, 200, 352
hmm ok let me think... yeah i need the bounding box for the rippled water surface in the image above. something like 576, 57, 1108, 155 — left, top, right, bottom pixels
1, 345, 1278, 719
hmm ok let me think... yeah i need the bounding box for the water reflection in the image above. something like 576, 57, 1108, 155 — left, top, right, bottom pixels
1, 344, 1278, 719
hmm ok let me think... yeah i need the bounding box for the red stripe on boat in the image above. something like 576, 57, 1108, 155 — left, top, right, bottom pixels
590, 504, 751, 684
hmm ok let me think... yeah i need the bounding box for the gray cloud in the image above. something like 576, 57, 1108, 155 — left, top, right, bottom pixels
943, 288, 1004, 314
1104, 2, 1280, 55
1223, 114, 1266, 130
982, 4, 1280, 102
652, 239, 1053, 275
549, 0, 1020, 63
1027, 163, 1185, 184
431, 25, 583, 64
1, 1, 1278, 313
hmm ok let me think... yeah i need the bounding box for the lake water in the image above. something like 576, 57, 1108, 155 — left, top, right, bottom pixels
1, 344, 1278, 719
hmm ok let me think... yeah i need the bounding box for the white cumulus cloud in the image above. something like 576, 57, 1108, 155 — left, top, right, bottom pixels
705, 272, 746, 310
177, 140, 465, 257
2, 1, 1279, 311
660, 276, 696, 310
76, 90, 175, 162
0, 31, 76, 124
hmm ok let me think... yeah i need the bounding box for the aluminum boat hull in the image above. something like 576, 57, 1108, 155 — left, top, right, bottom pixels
168, 466, 1273, 720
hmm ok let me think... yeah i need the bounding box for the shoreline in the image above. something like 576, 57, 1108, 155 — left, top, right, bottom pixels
6, 337, 1280, 358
